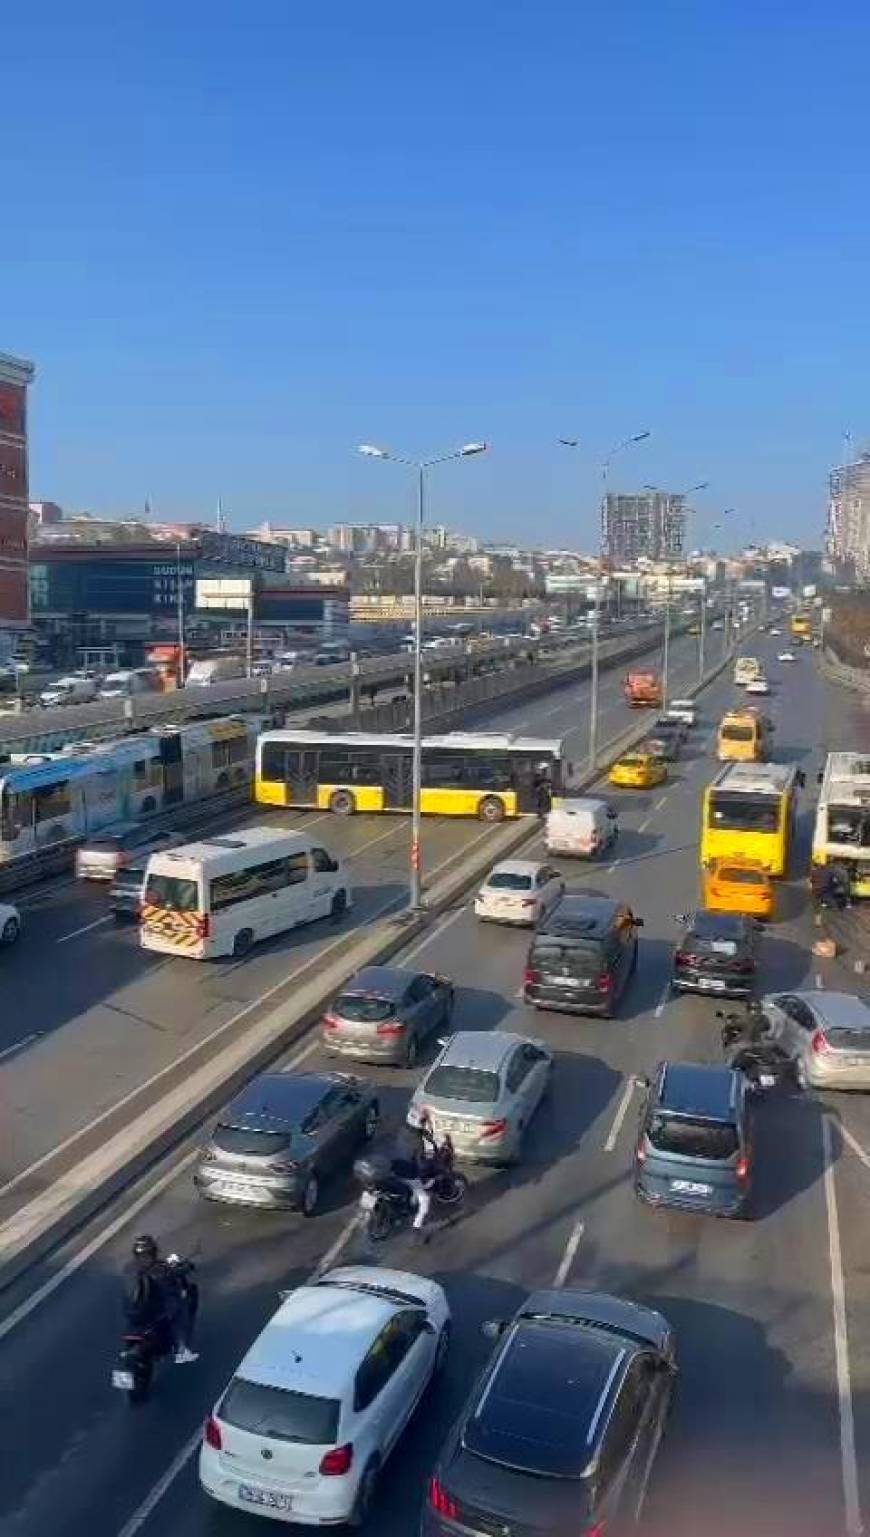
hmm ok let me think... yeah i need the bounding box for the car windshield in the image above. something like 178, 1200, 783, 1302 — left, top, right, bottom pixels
719, 866, 765, 885
648, 1114, 738, 1160
143, 873, 200, 912
219, 1378, 339, 1445
424, 1065, 500, 1102
487, 872, 533, 891
709, 792, 779, 833
334, 994, 395, 1022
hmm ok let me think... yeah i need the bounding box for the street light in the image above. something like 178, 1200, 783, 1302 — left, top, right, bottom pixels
561, 431, 651, 770
357, 440, 488, 911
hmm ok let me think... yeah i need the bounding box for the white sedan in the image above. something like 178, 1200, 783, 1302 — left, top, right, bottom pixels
777, 650, 796, 663
745, 677, 770, 695
475, 859, 565, 925
0, 902, 21, 945
199, 1266, 450, 1527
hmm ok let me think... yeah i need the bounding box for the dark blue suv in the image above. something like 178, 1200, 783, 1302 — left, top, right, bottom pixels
634, 1061, 752, 1218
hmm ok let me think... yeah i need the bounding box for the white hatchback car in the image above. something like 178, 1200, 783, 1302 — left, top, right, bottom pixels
474, 859, 565, 925
777, 650, 796, 663
199, 1266, 450, 1527
745, 677, 770, 695
667, 699, 697, 727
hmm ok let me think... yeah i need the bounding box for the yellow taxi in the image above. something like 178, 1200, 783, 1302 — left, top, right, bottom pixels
702, 856, 774, 920
608, 751, 668, 790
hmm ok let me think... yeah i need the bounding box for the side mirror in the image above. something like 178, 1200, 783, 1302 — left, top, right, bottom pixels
481, 1319, 508, 1340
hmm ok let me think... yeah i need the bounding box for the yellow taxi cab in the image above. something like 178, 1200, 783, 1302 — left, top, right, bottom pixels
702, 856, 774, 920
608, 751, 668, 790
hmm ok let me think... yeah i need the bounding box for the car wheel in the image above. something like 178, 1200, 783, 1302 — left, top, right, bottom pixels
362, 1103, 379, 1141
404, 1032, 419, 1068
348, 1459, 380, 1528
433, 1320, 451, 1376
232, 928, 254, 959
329, 788, 355, 816
301, 1172, 320, 1216
478, 795, 505, 823
330, 889, 347, 921
2, 916, 20, 945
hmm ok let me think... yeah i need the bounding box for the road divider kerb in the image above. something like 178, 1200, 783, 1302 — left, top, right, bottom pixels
0, 640, 736, 1295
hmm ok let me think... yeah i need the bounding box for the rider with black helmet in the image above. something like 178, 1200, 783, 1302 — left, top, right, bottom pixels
122, 1235, 199, 1365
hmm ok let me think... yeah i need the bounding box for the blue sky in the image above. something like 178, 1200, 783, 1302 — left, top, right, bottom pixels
6, 1, 869, 550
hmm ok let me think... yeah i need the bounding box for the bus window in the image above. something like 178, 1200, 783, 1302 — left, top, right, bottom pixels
145, 872, 200, 912
260, 742, 290, 783
34, 782, 71, 823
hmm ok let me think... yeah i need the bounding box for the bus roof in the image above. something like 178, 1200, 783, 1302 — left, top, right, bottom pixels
819, 752, 870, 803
146, 825, 317, 875
709, 762, 799, 797
257, 728, 565, 757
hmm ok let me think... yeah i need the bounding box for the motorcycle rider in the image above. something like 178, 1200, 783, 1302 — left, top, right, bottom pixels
122, 1235, 199, 1365
392, 1113, 440, 1231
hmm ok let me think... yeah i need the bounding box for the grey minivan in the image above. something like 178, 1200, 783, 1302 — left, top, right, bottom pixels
634, 1061, 753, 1218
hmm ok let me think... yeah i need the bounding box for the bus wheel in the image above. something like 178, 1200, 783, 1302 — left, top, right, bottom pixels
478, 796, 505, 824
329, 789, 356, 816
232, 929, 254, 958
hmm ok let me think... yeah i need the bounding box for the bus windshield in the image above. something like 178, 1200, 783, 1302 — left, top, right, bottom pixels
709, 793, 779, 833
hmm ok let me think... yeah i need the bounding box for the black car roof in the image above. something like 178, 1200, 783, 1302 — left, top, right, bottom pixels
222, 1072, 336, 1128
536, 893, 620, 938
339, 965, 417, 999
656, 1061, 738, 1121
461, 1317, 628, 1478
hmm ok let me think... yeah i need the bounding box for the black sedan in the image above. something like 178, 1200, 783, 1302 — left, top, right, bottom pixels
194, 1071, 379, 1215
422, 1288, 676, 1537
672, 909, 759, 999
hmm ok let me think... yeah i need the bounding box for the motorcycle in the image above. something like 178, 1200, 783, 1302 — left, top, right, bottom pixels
354, 1139, 468, 1243
716, 1009, 792, 1091
112, 1255, 198, 1404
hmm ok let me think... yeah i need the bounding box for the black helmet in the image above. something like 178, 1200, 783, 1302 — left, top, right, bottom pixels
132, 1234, 158, 1263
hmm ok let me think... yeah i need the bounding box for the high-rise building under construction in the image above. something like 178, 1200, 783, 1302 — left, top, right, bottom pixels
602, 490, 685, 566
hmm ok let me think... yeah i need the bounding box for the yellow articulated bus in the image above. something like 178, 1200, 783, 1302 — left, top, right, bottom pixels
255, 729, 580, 821
701, 761, 805, 876
716, 708, 772, 763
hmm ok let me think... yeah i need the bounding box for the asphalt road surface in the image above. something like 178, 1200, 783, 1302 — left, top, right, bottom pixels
6, 634, 870, 1537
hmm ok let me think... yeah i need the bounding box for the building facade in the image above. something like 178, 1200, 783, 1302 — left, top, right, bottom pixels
602, 491, 685, 566
828, 457, 870, 581
0, 352, 35, 646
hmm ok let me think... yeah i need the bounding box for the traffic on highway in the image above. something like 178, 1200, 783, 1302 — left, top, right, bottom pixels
3, 630, 870, 1537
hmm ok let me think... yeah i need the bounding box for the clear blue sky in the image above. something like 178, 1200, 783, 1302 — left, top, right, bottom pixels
7, 1, 869, 551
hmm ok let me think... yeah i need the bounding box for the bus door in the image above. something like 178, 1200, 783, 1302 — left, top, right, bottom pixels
382, 751, 414, 809
287, 750, 320, 806
511, 755, 539, 813
160, 733, 184, 807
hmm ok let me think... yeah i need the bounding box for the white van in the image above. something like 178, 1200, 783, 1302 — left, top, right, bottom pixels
39, 675, 99, 708
186, 656, 246, 686
140, 827, 351, 960
545, 797, 618, 859
99, 668, 162, 699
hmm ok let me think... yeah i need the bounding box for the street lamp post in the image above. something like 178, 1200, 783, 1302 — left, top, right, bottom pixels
358, 441, 487, 911
175, 541, 187, 687
698, 578, 707, 683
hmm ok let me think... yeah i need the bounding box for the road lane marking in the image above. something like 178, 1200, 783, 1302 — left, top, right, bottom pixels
653, 794, 668, 810
636, 814, 651, 832
839, 1123, 870, 1175
0, 1032, 43, 1064
821, 1116, 864, 1537
553, 1220, 584, 1287
398, 903, 469, 965
56, 914, 112, 944
113, 1212, 362, 1537
654, 980, 672, 1018
603, 1077, 637, 1152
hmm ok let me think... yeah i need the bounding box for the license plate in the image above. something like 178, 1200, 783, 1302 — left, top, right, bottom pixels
239, 1485, 292, 1512
559, 976, 589, 988
360, 1190, 377, 1211
112, 1369, 135, 1390
697, 977, 726, 990
671, 1179, 712, 1195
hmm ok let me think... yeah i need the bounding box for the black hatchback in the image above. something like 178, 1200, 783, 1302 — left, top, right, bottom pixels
524, 893, 642, 1017
671, 910, 759, 999
422, 1288, 676, 1537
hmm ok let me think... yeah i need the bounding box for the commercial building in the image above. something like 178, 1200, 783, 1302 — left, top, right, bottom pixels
602, 491, 686, 566
0, 351, 36, 650
828, 456, 870, 581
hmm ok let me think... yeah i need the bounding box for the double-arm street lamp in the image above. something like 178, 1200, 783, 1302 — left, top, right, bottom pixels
358, 441, 488, 910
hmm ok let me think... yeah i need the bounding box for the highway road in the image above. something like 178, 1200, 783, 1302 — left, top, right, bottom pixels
0, 630, 704, 1209
7, 632, 870, 1537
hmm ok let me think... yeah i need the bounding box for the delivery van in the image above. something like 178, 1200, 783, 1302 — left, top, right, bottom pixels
545, 797, 619, 858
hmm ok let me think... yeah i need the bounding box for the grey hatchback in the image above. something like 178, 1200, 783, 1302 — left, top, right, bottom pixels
195, 1071, 379, 1215
634, 1061, 753, 1218
322, 964, 454, 1067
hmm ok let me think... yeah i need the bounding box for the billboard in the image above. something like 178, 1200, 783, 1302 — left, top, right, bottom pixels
771, 585, 791, 599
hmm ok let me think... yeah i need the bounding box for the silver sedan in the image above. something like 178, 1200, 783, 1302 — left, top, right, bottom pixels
407, 1029, 554, 1165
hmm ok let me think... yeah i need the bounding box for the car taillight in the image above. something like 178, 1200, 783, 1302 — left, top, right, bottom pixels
480, 1118, 508, 1140
428, 1478, 459, 1519
586, 1521, 608, 1537
204, 1416, 222, 1450
319, 1443, 353, 1476
322, 1013, 339, 1030
195, 914, 210, 939
376, 1020, 405, 1036
524, 968, 540, 986
811, 1030, 830, 1055
735, 1154, 750, 1183
636, 1141, 647, 1165
597, 974, 613, 994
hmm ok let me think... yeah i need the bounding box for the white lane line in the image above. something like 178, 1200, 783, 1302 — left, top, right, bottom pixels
653, 794, 668, 810
399, 904, 469, 966
603, 1077, 637, 1153
56, 914, 112, 945
553, 1220, 584, 1287
654, 980, 672, 1018
0, 1032, 43, 1064
113, 1211, 362, 1537
839, 1123, 870, 1176
636, 814, 652, 833
607, 857, 621, 873
821, 1115, 863, 1537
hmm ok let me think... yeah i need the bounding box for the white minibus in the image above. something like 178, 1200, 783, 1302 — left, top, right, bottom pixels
140, 826, 351, 959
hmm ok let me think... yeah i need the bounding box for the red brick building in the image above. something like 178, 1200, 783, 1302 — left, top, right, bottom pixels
0, 351, 35, 637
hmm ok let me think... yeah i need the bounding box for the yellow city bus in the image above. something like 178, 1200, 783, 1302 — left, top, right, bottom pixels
790, 613, 812, 640
700, 761, 804, 876
255, 729, 580, 821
